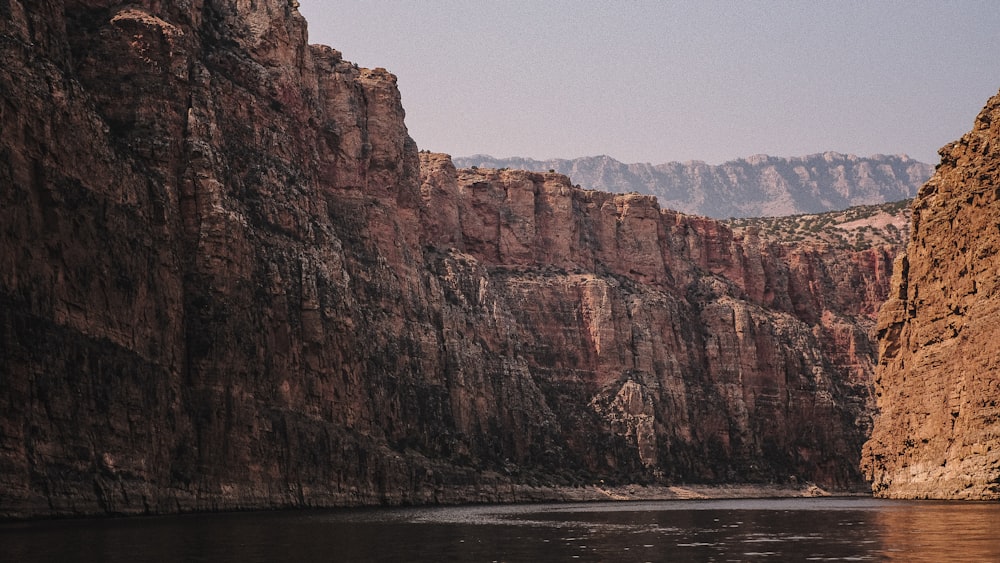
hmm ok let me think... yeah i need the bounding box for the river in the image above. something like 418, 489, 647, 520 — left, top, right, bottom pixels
2, 497, 999, 561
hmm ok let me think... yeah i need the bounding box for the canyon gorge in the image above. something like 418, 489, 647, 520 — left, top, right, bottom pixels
0, 1, 994, 519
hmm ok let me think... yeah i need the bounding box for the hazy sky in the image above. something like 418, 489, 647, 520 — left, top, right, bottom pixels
297, 1, 999, 165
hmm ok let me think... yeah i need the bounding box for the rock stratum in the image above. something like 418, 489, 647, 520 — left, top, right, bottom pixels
1, 1, 896, 518
862, 90, 1000, 500
455, 153, 933, 219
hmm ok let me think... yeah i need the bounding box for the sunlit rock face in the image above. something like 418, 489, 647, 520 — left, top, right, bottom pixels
1, 1, 895, 518
862, 90, 1000, 500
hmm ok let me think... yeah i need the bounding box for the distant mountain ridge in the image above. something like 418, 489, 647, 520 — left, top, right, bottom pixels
453, 153, 933, 219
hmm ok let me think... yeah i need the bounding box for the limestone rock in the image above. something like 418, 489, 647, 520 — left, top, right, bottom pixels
862, 90, 1000, 500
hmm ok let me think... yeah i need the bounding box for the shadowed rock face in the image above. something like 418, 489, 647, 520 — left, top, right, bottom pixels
862, 90, 1000, 500
1, 1, 894, 518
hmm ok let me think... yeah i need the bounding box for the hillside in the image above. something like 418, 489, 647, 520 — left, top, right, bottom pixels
724, 199, 912, 250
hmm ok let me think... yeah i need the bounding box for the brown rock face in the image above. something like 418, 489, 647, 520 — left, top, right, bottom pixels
1, 2, 895, 518
862, 90, 1000, 500
420, 159, 892, 488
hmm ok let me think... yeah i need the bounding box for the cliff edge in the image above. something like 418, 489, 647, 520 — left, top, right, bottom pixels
862, 89, 1000, 500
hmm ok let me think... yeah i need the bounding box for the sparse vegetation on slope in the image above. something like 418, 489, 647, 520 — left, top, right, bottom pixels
723, 199, 912, 250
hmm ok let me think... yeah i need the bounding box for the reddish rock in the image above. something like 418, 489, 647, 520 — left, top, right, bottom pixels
421, 159, 894, 489
1, 1, 896, 519
862, 90, 1000, 500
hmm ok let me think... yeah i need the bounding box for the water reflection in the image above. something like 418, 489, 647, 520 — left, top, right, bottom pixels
2, 497, 999, 561
873, 501, 1000, 562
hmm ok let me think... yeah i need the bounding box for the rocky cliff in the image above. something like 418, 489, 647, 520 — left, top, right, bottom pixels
1, 1, 895, 519
862, 90, 1000, 500
455, 153, 933, 219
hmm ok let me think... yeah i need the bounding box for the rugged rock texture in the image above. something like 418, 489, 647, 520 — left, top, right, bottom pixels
1, 1, 896, 519
862, 91, 1000, 500
422, 155, 895, 487
455, 153, 933, 219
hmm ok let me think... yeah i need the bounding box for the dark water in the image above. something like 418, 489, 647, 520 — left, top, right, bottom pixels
3, 497, 999, 562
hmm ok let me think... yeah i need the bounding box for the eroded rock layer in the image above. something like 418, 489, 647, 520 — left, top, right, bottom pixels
862, 91, 1000, 500
2, 1, 893, 518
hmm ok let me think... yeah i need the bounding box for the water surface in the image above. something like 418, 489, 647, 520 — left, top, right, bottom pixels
3, 497, 999, 561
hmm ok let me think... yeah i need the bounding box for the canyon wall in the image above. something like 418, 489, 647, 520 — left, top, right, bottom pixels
1, 1, 894, 518
422, 154, 894, 486
862, 91, 1000, 500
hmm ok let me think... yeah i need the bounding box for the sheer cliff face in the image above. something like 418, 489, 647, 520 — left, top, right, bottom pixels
2, 1, 893, 518
2, 0, 422, 517
862, 91, 1000, 500
422, 155, 893, 484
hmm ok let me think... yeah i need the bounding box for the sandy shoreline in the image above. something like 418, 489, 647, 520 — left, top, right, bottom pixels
425, 482, 872, 506
0, 482, 870, 522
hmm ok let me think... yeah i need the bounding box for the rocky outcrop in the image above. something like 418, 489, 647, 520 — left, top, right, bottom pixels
1, 1, 896, 519
862, 90, 1000, 500
455, 153, 933, 219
